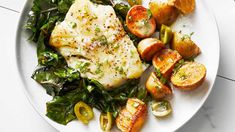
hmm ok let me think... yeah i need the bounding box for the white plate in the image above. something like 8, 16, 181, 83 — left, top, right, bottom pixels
16, 0, 220, 131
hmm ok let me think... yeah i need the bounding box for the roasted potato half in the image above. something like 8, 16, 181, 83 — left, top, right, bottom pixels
152, 49, 182, 78
138, 38, 165, 61
126, 5, 156, 38
116, 98, 147, 132
149, 0, 179, 28
171, 62, 206, 90
146, 72, 172, 99
171, 32, 200, 59
170, 0, 195, 15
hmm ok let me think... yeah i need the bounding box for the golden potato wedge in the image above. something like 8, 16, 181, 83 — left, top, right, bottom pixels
152, 49, 182, 79
146, 72, 172, 99
171, 32, 200, 59
137, 38, 165, 61
149, 0, 179, 28
170, 0, 195, 14
116, 98, 147, 132
171, 62, 206, 90
126, 5, 156, 38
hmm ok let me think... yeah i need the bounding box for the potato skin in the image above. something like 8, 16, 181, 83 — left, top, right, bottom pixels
146, 72, 172, 99
171, 32, 200, 59
116, 98, 147, 132
170, 0, 195, 15
152, 49, 182, 79
138, 38, 165, 61
149, 0, 179, 28
126, 5, 156, 38
171, 62, 206, 90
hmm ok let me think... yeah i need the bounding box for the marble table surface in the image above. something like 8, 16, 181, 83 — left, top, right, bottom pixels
0, 0, 235, 131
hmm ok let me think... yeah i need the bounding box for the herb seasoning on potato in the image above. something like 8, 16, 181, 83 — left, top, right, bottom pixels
126, 5, 156, 38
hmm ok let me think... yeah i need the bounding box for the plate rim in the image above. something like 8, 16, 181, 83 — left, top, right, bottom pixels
15, 0, 221, 131
174, 0, 221, 131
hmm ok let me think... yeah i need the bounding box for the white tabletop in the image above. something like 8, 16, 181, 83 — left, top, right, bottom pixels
0, 0, 235, 132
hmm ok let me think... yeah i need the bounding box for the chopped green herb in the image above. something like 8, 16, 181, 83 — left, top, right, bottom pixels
133, 102, 139, 107
147, 9, 152, 19
130, 50, 135, 57
154, 68, 162, 77
155, 82, 161, 90
173, 59, 185, 74
181, 32, 194, 41
95, 27, 101, 32
115, 66, 125, 75
86, 85, 95, 92
118, 67, 124, 74
105, 59, 109, 64
97, 35, 108, 45
154, 68, 168, 84
95, 69, 102, 74
76, 61, 90, 73
114, 44, 120, 50
190, 32, 194, 36
160, 76, 167, 84
143, 19, 148, 25
181, 35, 190, 41
167, 58, 174, 63
180, 74, 187, 80
91, 35, 108, 45
158, 56, 163, 61
69, 22, 77, 28
95, 63, 103, 74
186, 55, 196, 62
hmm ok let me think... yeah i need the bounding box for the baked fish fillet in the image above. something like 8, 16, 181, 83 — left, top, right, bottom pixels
49, 0, 145, 89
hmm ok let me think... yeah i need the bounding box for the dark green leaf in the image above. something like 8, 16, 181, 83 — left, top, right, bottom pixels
40, 15, 61, 36
90, 0, 112, 5
36, 33, 66, 67
46, 88, 86, 125
37, 32, 46, 56
114, 3, 130, 19
58, 0, 74, 13
136, 86, 147, 100
32, 66, 80, 96
38, 51, 59, 66
54, 67, 80, 82
32, 67, 65, 96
